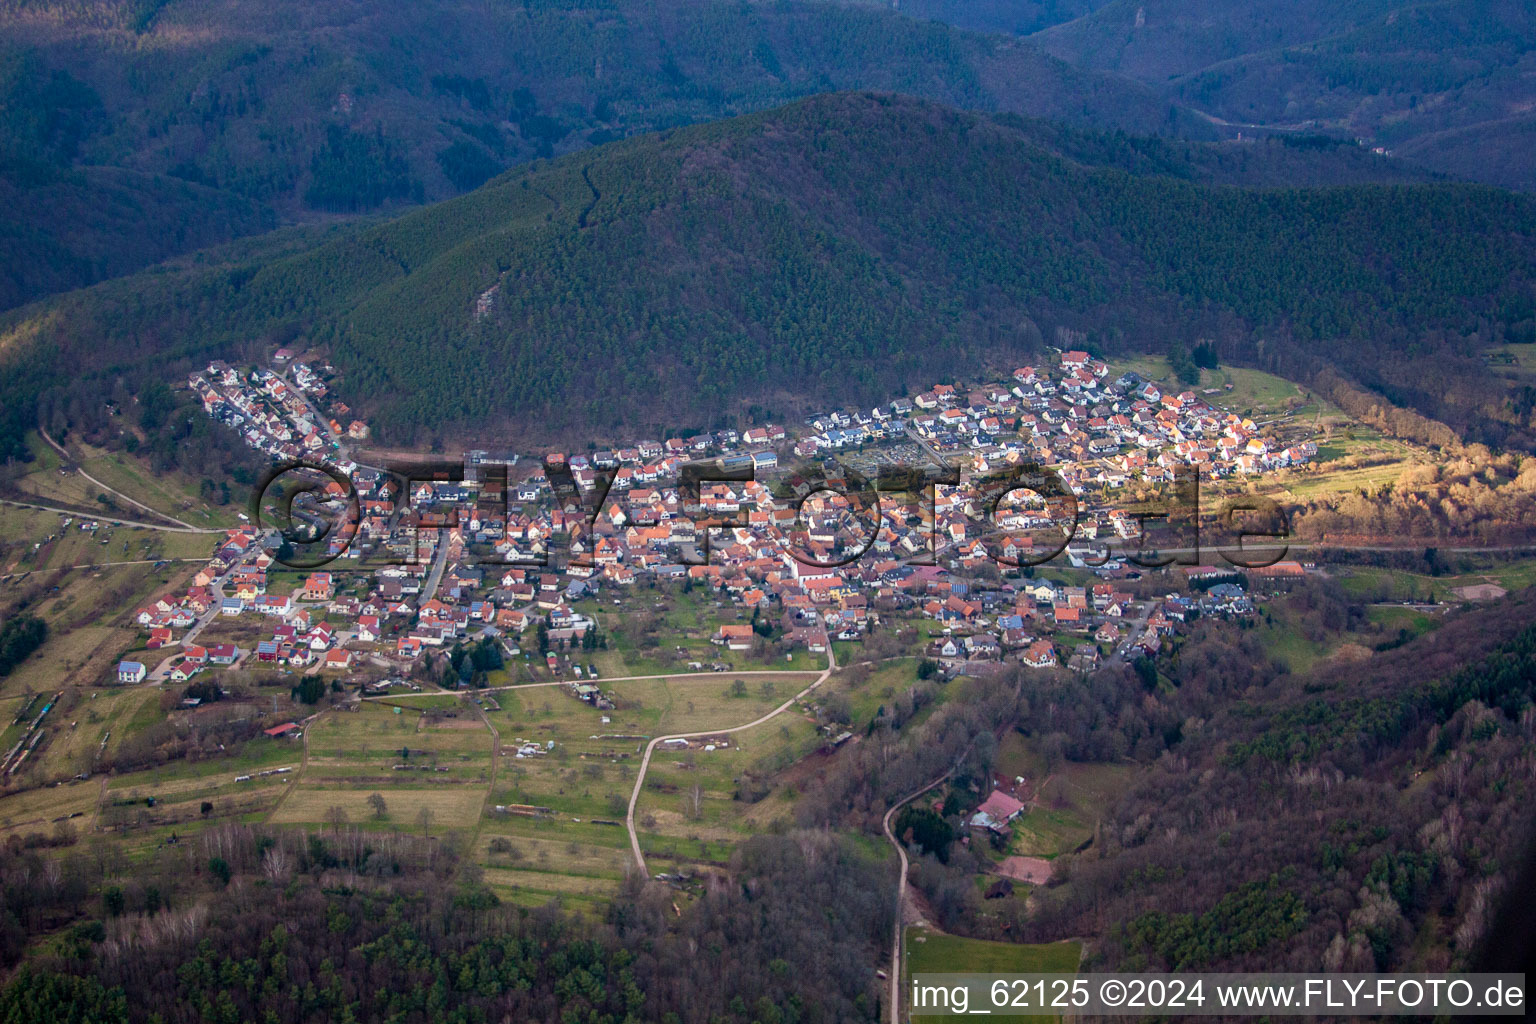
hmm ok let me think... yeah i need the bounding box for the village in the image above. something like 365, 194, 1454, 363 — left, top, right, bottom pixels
113, 348, 1321, 693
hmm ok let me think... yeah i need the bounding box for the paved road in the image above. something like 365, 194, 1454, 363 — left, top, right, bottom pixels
180, 548, 264, 647
881, 772, 951, 1024
418, 534, 450, 605
625, 649, 838, 874
1108, 601, 1154, 666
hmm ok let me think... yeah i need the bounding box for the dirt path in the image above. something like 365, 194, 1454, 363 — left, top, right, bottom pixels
0, 557, 205, 581
0, 497, 221, 534
469, 701, 502, 853
38, 429, 201, 530
625, 651, 837, 875
262, 710, 320, 822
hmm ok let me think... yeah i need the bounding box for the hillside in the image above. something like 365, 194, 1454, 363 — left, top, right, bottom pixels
4, 92, 1534, 459
1031, 0, 1407, 82
0, 163, 274, 311
1028, 0, 1536, 190
0, 0, 1205, 311
1020, 586, 1536, 972
838, 0, 1112, 38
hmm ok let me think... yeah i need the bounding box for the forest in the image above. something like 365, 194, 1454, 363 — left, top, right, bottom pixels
0, 0, 1201, 311
3, 92, 1534, 467
0, 826, 892, 1023
865, 587, 1536, 974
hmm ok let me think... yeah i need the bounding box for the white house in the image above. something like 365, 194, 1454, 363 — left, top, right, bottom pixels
117, 661, 147, 684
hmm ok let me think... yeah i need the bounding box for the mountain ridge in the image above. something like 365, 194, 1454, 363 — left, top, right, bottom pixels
0, 0, 1212, 311
4, 92, 1533, 461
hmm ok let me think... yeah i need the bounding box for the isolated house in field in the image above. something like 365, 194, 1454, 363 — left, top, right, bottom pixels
264, 722, 300, 739
117, 661, 147, 684
969, 789, 1027, 833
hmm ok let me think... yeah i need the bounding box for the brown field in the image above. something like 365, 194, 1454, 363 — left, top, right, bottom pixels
0, 779, 101, 838
268, 785, 486, 829
0, 627, 141, 699
481, 866, 618, 897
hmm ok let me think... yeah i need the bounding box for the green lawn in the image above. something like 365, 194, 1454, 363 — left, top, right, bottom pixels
907, 929, 1080, 974
907, 929, 1081, 1023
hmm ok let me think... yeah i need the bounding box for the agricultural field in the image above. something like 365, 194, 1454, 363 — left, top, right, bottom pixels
269, 701, 493, 830
0, 558, 197, 698
907, 928, 1081, 1023
0, 504, 212, 575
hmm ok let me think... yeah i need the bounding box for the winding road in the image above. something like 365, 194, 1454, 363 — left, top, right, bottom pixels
625, 648, 837, 875
38, 429, 204, 530
881, 772, 952, 1024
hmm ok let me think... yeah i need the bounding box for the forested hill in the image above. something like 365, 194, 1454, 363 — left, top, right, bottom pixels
0, 0, 1201, 311
5, 92, 1535, 456
1027, 0, 1536, 191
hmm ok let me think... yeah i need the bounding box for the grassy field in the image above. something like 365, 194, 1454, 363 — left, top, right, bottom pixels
75, 441, 239, 529
907, 928, 1081, 1023
1251, 612, 1336, 675
0, 505, 212, 574
270, 701, 494, 830
1333, 558, 1536, 603
4, 431, 235, 527
908, 928, 1081, 974
0, 779, 102, 840
988, 734, 1132, 861
631, 662, 934, 873
268, 786, 486, 829
1107, 357, 1320, 420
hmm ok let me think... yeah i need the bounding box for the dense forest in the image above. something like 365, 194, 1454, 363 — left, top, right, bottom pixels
4, 0, 1532, 310
2, 92, 1532, 464
0, 48, 275, 311
848, 584, 1536, 973
0, 0, 1206, 310
1024, 0, 1536, 191
0, 827, 892, 1023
